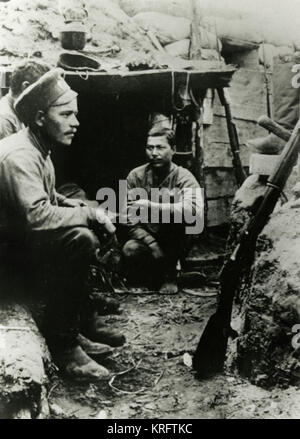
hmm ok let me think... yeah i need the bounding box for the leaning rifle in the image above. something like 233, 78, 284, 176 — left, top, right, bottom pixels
193, 116, 300, 377
261, 42, 273, 120
217, 87, 247, 187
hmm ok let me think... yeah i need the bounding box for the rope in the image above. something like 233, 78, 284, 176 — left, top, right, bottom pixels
78, 70, 89, 80
189, 86, 201, 109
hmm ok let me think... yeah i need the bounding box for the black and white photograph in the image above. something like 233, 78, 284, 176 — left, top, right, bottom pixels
0, 0, 299, 422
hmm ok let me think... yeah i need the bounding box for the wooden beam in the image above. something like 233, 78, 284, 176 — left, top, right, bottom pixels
0, 301, 51, 419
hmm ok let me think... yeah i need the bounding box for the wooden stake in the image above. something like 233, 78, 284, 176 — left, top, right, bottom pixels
188, 1, 207, 226
189, 0, 202, 60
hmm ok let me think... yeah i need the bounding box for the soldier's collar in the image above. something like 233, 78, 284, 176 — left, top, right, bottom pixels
28, 128, 52, 158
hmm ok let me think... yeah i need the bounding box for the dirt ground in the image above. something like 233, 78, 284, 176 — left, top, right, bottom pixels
48, 288, 300, 419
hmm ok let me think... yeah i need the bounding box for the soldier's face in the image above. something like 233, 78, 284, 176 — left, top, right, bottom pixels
44, 98, 79, 146
146, 137, 174, 169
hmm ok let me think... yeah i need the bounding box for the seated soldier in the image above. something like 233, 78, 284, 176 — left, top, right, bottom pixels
122, 115, 204, 294
0, 68, 125, 381
0, 59, 123, 326
0, 60, 50, 140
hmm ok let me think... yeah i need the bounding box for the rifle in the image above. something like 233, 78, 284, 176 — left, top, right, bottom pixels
193, 116, 300, 377
217, 88, 247, 187
89, 233, 128, 294
261, 42, 273, 120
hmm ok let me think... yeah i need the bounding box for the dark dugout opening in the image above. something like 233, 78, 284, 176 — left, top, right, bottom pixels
53, 72, 175, 204
52, 68, 234, 213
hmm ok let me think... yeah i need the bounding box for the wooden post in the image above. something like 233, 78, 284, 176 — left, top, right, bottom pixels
193, 115, 208, 228
189, 0, 202, 60
189, 0, 208, 227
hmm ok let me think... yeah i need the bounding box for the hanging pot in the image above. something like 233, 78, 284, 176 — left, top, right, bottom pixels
60, 21, 87, 51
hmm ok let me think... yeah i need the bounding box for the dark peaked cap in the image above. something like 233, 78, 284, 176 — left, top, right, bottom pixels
14, 68, 78, 125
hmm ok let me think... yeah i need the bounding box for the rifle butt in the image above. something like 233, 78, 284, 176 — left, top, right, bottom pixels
193, 312, 228, 377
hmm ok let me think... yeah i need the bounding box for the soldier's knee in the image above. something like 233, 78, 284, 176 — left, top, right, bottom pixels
71, 227, 99, 255
122, 240, 145, 259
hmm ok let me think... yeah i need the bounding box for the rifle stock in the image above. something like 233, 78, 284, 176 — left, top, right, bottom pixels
193, 117, 300, 377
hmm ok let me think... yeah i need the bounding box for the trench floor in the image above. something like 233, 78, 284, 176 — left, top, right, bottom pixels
48, 289, 300, 420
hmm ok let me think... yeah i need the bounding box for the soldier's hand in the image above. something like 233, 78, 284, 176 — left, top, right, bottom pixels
62, 198, 87, 207
96, 208, 116, 234
130, 199, 150, 209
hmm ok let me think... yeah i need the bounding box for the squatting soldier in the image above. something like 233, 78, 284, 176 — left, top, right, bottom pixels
122, 114, 204, 294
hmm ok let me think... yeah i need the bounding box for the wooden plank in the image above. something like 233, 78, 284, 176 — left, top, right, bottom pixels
205, 115, 266, 144
214, 68, 268, 121
0, 67, 235, 97
203, 140, 250, 168
203, 115, 267, 168
214, 101, 267, 123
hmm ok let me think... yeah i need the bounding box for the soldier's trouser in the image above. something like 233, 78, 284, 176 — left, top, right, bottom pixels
122, 226, 185, 287
30, 227, 100, 350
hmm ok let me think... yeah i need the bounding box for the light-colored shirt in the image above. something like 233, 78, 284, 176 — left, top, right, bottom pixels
125, 162, 203, 243
0, 93, 24, 140
0, 128, 96, 240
